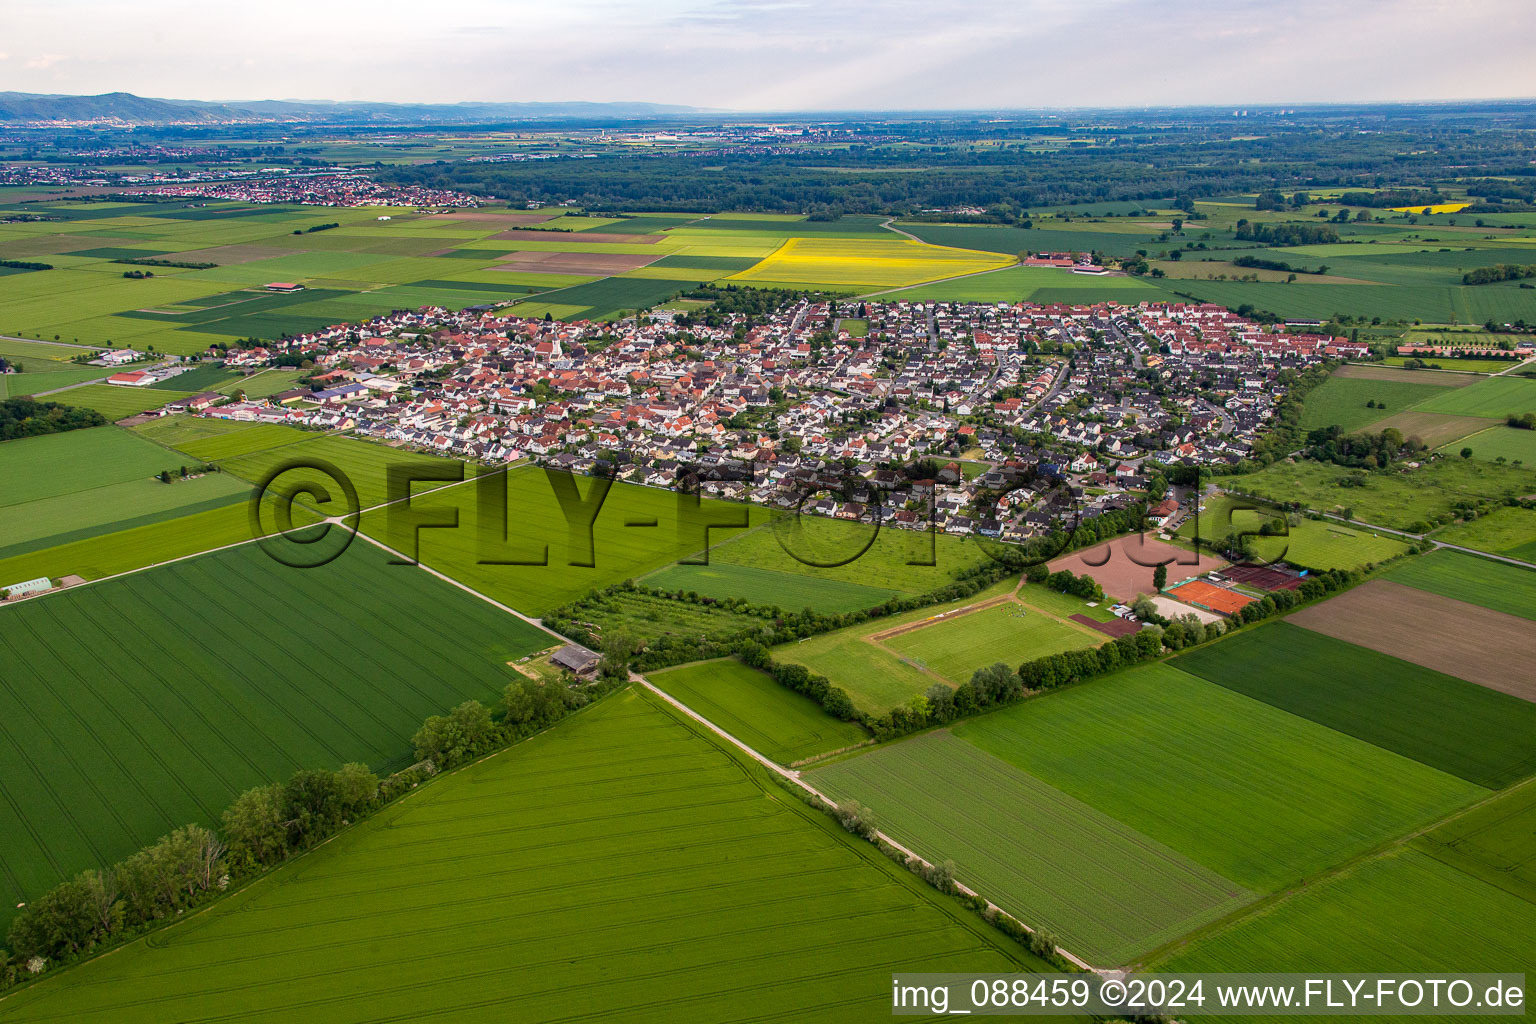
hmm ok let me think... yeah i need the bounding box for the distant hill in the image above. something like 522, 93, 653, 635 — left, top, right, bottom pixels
0, 92, 704, 125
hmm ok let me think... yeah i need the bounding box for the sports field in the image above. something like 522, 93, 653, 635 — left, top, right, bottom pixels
641, 561, 901, 613
809, 731, 1252, 965
879, 599, 1099, 684
0, 689, 1051, 1023
648, 658, 869, 764
1046, 535, 1225, 600
1185, 495, 1409, 570
770, 581, 1017, 712
0, 539, 552, 927
953, 664, 1486, 890
1173, 622, 1536, 788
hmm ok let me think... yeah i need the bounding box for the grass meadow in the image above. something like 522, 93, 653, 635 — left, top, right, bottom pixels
1229, 457, 1536, 529
1411, 375, 1536, 418
953, 664, 1486, 891
648, 658, 869, 764
0, 539, 551, 929
0, 689, 1053, 1023
809, 731, 1252, 965
1298, 375, 1454, 433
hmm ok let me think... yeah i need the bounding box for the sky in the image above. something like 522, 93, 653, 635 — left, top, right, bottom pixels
2, 0, 1534, 111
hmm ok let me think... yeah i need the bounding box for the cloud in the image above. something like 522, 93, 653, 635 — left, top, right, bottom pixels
0, 0, 1532, 109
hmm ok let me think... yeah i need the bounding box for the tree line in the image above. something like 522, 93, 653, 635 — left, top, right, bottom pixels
0, 397, 107, 441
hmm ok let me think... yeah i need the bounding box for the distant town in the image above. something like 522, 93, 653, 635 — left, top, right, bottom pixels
106, 293, 1374, 542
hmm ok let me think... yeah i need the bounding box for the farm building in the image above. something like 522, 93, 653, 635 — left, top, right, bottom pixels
550, 645, 602, 679
2, 577, 54, 600
265, 282, 304, 293
106, 370, 154, 387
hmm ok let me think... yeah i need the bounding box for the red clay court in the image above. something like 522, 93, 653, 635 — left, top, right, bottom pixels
1166, 578, 1255, 616
1071, 614, 1142, 638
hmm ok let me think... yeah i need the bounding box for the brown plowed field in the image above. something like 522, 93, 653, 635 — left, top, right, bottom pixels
1047, 536, 1227, 601
1288, 579, 1536, 701
492, 251, 661, 275
1363, 411, 1496, 447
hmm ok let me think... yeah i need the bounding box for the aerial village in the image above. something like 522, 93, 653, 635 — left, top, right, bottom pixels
113, 293, 1371, 545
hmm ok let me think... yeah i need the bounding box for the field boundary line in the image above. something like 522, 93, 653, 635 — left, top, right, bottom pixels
1133, 773, 1536, 973
632, 672, 1102, 975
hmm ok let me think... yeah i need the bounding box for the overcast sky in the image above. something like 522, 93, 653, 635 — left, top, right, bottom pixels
2, 0, 1533, 111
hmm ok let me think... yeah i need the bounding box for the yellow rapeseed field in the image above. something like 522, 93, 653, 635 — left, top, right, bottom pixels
726, 237, 1013, 290
1388, 202, 1472, 214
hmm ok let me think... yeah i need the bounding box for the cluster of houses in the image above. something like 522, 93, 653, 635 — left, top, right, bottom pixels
118, 172, 486, 208
159, 293, 1368, 546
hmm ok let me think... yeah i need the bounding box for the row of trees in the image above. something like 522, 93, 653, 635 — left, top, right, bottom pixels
0, 676, 603, 991
1233, 220, 1341, 246
1463, 264, 1536, 285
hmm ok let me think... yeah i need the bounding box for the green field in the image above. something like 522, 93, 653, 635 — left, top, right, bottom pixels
359, 466, 772, 617
1228, 457, 1536, 530
0, 689, 1051, 1023
771, 581, 1017, 713
0, 426, 185, 506
810, 731, 1252, 965
1411, 375, 1536, 418
0, 499, 322, 586
0, 539, 552, 927
1154, 848, 1536, 977
1440, 424, 1536, 463
710, 515, 991, 597
648, 658, 869, 764
641, 561, 900, 613
1416, 782, 1536, 907
217, 432, 467, 511
1299, 375, 1451, 433
174, 422, 317, 461
881, 599, 1098, 684
1384, 548, 1536, 619
0, 472, 247, 561
52, 383, 194, 419
954, 664, 1486, 891
1174, 621, 1536, 788
1184, 494, 1410, 569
